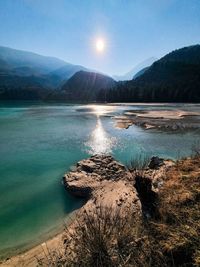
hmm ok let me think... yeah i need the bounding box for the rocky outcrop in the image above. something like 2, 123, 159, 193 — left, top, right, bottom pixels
63, 154, 175, 218
63, 155, 132, 197
63, 155, 140, 216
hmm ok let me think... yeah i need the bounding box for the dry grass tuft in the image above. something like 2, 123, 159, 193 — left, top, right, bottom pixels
126, 154, 151, 171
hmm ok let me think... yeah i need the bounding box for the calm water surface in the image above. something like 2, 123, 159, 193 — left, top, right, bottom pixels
0, 102, 199, 258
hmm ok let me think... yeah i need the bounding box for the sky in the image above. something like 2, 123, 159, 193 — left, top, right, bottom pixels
0, 0, 200, 75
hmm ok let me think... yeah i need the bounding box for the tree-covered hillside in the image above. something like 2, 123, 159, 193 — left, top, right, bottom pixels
97, 45, 200, 102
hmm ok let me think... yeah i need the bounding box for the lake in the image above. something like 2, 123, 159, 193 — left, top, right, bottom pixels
0, 102, 199, 259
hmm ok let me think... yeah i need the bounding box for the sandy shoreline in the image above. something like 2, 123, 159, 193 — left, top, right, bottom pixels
0, 232, 63, 267
0, 210, 79, 267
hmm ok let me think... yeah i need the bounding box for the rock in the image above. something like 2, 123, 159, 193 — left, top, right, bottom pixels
63, 171, 100, 198
77, 159, 96, 172
63, 155, 141, 216
148, 156, 164, 169
64, 183, 93, 198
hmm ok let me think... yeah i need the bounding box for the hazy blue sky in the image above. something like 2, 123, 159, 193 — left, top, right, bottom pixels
0, 0, 200, 75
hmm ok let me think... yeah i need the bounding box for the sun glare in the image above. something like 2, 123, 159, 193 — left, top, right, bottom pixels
96, 39, 105, 52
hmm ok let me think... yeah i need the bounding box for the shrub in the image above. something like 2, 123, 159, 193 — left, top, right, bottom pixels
38, 205, 165, 267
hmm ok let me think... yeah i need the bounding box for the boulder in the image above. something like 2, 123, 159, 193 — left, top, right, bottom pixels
148, 156, 164, 169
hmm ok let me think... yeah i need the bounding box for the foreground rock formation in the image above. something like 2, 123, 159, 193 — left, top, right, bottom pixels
61, 155, 200, 267
63, 155, 141, 216
63, 155, 174, 219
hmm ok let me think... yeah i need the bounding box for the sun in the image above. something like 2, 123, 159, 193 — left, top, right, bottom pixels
96, 39, 105, 52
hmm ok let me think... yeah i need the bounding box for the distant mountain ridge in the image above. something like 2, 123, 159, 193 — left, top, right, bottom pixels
0, 44, 200, 102
113, 57, 157, 81
0, 46, 116, 101
0, 45, 103, 100
0, 46, 92, 89
0, 46, 67, 74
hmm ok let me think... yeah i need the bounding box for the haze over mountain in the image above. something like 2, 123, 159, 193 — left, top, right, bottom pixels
0, 46, 66, 75
0, 46, 91, 89
50, 64, 88, 82
0, 46, 117, 101
98, 45, 200, 103
113, 57, 157, 81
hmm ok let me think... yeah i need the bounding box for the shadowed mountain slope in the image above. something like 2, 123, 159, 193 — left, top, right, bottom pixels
62, 71, 116, 101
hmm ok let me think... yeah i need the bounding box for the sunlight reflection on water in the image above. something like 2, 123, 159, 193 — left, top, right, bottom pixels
87, 104, 115, 116
86, 116, 116, 154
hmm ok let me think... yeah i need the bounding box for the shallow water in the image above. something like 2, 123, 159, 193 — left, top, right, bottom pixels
0, 102, 199, 258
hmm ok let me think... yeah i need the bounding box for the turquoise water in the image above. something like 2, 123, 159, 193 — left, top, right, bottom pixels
0, 102, 199, 258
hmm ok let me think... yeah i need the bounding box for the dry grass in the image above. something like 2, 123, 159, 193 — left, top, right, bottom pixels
151, 156, 200, 266
38, 156, 200, 267
38, 206, 165, 267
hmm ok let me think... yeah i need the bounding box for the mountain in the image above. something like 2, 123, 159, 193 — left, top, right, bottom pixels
98, 45, 200, 103
50, 64, 88, 81
133, 66, 149, 79
113, 57, 157, 81
133, 44, 200, 101
61, 71, 116, 101
46, 64, 90, 88
0, 46, 91, 99
1, 44, 200, 102
136, 44, 200, 81
0, 46, 67, 75
0, 46, 89, 85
